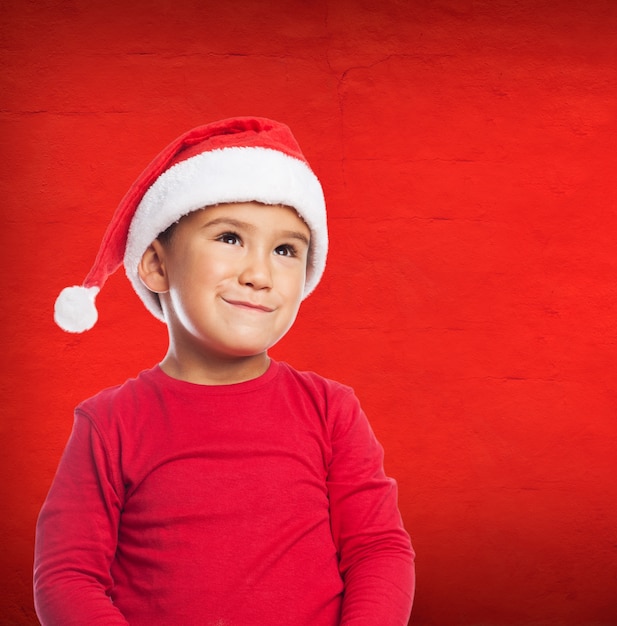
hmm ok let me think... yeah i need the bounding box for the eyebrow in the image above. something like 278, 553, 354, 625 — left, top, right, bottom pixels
202, 217, 310, 247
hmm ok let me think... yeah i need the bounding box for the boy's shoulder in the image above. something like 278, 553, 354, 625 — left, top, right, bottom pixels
276, 361, 360, 417
277, 360, 354, 394
75, 366, 160, 421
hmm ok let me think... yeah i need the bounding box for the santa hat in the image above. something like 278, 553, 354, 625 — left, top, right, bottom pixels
54, 117, 328, 333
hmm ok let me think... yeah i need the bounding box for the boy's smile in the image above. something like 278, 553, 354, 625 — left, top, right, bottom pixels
139, 202, 310, 384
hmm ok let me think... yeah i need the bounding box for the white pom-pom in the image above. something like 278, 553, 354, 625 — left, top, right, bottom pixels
54, 286, 100, 333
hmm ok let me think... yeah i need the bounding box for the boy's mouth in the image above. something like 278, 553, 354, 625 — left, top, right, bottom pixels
223, 299, 274, 313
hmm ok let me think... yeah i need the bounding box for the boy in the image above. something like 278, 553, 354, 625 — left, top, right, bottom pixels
35, 117, 415, 625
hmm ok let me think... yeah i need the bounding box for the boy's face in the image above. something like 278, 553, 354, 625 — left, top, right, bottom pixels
144, 202, 310, 367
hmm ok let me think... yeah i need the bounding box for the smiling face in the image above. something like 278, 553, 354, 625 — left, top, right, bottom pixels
138, 202, 310, 383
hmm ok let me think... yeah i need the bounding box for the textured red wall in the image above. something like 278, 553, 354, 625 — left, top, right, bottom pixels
2, 1, 616, 624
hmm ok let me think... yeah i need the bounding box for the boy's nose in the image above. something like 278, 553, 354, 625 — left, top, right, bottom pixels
238, 253, 273, 290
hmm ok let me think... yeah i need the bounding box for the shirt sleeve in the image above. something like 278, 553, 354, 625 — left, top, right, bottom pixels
326, 387, 415, 626
34, 410, 130, 625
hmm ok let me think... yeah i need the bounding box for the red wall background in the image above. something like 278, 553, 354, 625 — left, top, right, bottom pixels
1, 1, 616, 624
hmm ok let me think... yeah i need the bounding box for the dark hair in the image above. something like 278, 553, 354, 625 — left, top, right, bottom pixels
157, 220, 179, 246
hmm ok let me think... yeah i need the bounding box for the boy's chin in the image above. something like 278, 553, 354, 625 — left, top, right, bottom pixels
222, 331, 292, 358
224, 343, 279, 360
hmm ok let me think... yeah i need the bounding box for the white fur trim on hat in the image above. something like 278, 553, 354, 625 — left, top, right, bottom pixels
124, 146, 328, 321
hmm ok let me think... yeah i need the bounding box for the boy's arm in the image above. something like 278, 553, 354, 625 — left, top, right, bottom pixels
34, 411, 129, 625
327, 389, 415, 626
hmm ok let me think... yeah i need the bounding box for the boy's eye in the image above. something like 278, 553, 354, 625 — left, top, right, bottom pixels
274, 244, 297, 257
217, 232, 241, 245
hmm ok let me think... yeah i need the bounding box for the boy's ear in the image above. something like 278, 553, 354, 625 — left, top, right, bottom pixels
138, 241, 169, 293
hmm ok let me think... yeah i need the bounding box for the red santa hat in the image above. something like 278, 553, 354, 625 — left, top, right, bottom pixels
54, 117, 328, 333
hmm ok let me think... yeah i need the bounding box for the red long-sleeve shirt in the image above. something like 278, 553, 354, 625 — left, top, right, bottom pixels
34, 360, 414, 625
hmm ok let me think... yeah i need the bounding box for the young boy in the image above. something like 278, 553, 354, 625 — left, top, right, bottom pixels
35, 117, 415, 625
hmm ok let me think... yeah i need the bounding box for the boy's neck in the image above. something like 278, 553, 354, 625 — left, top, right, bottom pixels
159, 350, 271, 386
